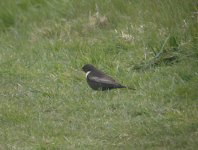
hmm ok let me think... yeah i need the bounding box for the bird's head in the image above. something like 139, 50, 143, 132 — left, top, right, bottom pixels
82, 64, 95, 73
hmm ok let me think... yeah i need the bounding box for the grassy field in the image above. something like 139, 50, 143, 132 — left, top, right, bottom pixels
0, 0, 198, 149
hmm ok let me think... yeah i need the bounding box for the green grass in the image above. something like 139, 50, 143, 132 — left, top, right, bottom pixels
0, 0, 198, 149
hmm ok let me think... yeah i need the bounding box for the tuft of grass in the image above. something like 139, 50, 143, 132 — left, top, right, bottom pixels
0, 0, 198, 149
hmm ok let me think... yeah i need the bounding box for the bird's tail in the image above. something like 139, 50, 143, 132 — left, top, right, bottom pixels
126, 86, 136, 90
118, 85, 136, 90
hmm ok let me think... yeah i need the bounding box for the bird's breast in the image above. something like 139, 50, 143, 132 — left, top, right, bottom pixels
86, 71, 91, 78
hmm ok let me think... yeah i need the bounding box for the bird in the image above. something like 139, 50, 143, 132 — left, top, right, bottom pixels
82, 64, 133, 91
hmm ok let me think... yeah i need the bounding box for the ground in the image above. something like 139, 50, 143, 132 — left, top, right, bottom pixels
0, 0, 198, 149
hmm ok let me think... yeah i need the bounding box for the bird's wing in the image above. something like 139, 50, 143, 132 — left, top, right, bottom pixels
89, 75, 118, 85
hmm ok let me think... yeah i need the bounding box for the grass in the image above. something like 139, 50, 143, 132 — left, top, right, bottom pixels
0, 0, 198, 149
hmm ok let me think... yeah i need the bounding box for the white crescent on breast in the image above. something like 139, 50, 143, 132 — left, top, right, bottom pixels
86, 71, 91, 78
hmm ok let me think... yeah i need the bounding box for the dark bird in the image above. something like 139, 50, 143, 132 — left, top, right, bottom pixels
82, 64, 132, 91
